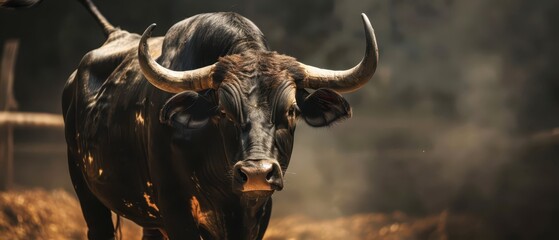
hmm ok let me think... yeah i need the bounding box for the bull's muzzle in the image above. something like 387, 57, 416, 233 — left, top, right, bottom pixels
233, 159, 283, 192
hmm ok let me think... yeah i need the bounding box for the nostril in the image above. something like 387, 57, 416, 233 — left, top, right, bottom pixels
237, 168, 248, 183
265, 170, 274, 181
266, 165, 282, 183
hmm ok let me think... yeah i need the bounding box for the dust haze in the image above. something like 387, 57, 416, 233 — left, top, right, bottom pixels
1, 0, 558, 238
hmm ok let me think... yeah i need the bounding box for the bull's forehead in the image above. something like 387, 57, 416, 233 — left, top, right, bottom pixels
214, 50, 302, 88
214, 51, 302, 122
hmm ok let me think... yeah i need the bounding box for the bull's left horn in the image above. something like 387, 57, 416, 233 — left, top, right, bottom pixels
297, 13, 379, 93
138, 24, 216, 93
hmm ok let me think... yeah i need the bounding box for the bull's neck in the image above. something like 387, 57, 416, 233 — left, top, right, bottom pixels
240, 196, 272, 239
227, 41, 269, 55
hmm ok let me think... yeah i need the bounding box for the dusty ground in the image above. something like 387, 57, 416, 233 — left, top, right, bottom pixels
0, 189, 487, 240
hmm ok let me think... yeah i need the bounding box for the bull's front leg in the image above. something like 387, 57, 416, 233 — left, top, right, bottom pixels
147, 138, 200, 239
149, 159, 200, 239
157, 184, 200, 239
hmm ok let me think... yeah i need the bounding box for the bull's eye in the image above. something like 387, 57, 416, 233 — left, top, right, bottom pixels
277, 104, 299, 129
219, 108, 234, 122
287, 104, 300, 119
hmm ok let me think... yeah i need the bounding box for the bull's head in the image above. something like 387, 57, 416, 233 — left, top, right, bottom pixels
138, 14, 378, 200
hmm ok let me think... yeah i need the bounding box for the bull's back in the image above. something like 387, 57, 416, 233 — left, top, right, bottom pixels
63, 30, 165, 227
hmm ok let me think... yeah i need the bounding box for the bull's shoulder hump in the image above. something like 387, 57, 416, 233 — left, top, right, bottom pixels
73, 29, 164, 100
79, 30, 163, 70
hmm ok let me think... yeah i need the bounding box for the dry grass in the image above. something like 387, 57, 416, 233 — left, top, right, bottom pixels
0, 189, 139, 240
0, 189, 483, 240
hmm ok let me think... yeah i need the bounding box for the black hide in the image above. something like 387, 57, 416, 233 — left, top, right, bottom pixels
63, 12, 352, 240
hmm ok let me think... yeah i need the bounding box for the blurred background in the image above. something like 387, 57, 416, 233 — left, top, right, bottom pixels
1, 0, 559, 239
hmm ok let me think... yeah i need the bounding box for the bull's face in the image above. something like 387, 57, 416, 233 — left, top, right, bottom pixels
214, 52, 353, 198
138, 14, 378, 200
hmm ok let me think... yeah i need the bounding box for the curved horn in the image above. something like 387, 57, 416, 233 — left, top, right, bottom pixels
138, 24, 216, 93
298, 13, 379, 93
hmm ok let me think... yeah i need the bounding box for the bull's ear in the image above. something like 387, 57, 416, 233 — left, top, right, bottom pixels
160, 91, 215, 129
297, 88, 352, 127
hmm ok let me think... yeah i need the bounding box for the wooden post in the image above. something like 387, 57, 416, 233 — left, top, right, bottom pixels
0, 39, 19, 191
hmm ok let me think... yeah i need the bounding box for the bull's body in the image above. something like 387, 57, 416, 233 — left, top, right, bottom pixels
41, 0, 379, 238
63, 13, 275, 239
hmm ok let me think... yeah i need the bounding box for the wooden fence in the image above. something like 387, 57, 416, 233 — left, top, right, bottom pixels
0, 39, 64, 191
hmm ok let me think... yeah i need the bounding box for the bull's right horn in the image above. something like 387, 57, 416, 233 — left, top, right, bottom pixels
297, 13, 379, 93
138, 24, 216, 93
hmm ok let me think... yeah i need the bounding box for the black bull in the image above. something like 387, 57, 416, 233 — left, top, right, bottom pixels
6, 0, 379, 239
